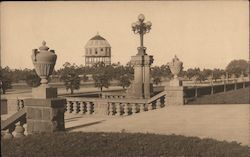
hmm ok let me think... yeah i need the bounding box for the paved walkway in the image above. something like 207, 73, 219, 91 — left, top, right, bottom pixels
65, 104, 250, 146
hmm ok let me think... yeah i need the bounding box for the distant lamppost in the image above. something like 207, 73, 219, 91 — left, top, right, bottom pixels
131, 14, 152, 55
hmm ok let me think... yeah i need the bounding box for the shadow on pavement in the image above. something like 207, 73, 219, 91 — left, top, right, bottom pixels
66, 120, 106, 131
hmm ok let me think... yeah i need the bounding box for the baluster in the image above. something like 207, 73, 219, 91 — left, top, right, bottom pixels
16, 99, 20, 111
14, 122, 25, 138
23, 124, 28, 135
161, 97, 166, 107
80, 102, 86, 114
123, 103, 129, 116
115, 103, 121, 116
195, 88, 198, 97
72, 101, 79, 114
147, 103, 153, 110
109, 103, 114, 115
3, 129, 13, 139
211, 86, 214, 95
139, 103, 145, 112
131, 103, 136, 114
20, 100, 24, 109
66, 101, 72, 113
86, 102, 92, 114
156, 99, 161, 109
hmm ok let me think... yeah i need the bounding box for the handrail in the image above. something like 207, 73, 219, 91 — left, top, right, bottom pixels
1, 109, 26, 130
146, 91, 166, 104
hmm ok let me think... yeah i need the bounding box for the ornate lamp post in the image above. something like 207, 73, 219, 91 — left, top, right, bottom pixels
126, 14, 154, 99
131, 14, 152, 55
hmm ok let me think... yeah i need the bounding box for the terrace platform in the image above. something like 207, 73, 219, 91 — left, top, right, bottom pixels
65, 104, 250, 146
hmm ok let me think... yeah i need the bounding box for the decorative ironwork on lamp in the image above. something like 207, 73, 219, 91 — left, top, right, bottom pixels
131, 14, 152, 55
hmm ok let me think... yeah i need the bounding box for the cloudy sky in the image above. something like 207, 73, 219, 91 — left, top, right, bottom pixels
1, 1, 249, 70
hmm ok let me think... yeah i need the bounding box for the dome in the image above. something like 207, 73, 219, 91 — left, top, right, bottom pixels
84, 33, 112, 66
85, 34, 111, 48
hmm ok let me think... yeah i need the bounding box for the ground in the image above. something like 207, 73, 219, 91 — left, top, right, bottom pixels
2, 85, 250, 147
65, 104, 250, 146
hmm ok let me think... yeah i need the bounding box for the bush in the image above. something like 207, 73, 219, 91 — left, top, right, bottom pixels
1, 132, 249, 157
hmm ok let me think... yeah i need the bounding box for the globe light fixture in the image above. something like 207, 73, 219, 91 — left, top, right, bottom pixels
131, 14, 152, 52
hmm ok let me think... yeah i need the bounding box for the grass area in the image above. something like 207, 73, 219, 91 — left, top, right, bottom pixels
189, 87, 250, 104
2, 132, 249, 157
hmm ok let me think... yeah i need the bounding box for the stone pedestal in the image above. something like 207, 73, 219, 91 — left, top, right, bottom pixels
126, 49, 154, 99
94, 100, 109, 115
169, 78, 183, 87
32, 85, 57, 99
25, 87, 66, 134
25, 98, 66, 133
165, 86, 184, 106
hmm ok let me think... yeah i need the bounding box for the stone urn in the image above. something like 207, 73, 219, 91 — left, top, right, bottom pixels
168, 55, 183, 79
31, 41, 57, 85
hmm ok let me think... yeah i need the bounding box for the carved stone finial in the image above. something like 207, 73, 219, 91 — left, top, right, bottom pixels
42, 40, 46, 46
39, 40, 49, 51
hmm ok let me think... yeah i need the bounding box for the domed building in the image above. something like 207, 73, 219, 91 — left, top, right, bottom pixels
85, 33, 111, 66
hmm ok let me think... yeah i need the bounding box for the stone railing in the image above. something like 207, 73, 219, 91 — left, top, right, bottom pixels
1, 107, 27, 139
102, 92, 126, 99
65, 91, 166, 116
184, 80, 250, 103
65, 98, 96, 115
2, 90, 166, 126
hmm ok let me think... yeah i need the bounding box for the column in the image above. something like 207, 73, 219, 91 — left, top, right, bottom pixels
123, 103, 129, 116
115, 103, 121, 116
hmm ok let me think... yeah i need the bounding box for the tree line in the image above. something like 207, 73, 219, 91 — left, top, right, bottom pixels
0, 59, 249, 94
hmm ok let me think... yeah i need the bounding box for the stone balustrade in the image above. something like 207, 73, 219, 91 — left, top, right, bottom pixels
184, 80, 250, 103
102, 92, 126, 99
66, 99, 94, 115
1, 121, 27, 139
1, 109, 27, 139
16, 99, 25, 111
65, 91, 166, 116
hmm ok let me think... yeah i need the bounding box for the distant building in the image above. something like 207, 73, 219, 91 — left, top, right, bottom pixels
84, 33, 111, 66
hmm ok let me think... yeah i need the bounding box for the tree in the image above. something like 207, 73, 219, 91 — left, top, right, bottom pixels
226, 59, 249, 77
0, 66, 12, 94
212, 68, 225, 81
186, 68, 202, 81
151, 66, 162, 85
118, 74, 131, 89
25, 71, 41, 87
93, 74, 110, 92
59, 63, 81, 94
92, 63, 112, 92
201, 69, 212, 80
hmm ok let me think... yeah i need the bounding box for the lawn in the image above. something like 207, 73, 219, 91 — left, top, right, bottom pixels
188, 87, 250, 104
1, 132, 249, 157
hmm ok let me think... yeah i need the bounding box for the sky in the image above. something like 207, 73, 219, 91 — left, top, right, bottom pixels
1, 1, 249, 70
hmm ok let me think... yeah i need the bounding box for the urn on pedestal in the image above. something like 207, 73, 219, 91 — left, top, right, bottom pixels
31, 41, 57, 85
25, 41, 66, 134
31, 41, 57, 99
168, 55, 183, 86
